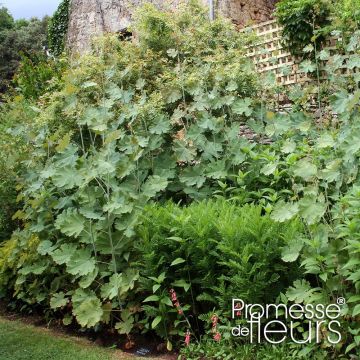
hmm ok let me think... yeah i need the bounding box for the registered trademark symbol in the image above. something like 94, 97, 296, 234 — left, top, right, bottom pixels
337, 297, 346, 305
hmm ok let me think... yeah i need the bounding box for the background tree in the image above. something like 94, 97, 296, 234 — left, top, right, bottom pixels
0, 6, 14, 31
0, 8, 49, 93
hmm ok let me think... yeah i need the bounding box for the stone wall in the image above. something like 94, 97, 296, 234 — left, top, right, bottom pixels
66, 0, 278, 53
219, 0, 278, 27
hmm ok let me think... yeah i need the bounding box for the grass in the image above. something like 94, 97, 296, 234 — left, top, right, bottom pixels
0, 317, 149, 360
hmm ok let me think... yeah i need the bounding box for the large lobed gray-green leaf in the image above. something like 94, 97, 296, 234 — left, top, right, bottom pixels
55, 209, 85, 238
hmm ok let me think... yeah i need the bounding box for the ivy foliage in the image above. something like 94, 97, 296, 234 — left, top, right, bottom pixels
48, 0, 70, 56
275, 0, 332, 57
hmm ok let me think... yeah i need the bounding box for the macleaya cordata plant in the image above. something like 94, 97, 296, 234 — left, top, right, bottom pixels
0, 0, 264, 343
179, 27, 360, 360
251, 31, 360, 358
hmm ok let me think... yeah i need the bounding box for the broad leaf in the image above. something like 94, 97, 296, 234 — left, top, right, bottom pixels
67, 249, 96, 276
271, 201, 299, 222
55, 209, 85, 238
232, 97, 252, 116
293, 159, 317, 181
50, 292, 68, 309
72, 289, 103, 328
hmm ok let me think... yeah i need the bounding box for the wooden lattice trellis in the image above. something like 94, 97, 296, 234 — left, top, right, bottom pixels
241, 19, 359, 87
241, 20, 310, 86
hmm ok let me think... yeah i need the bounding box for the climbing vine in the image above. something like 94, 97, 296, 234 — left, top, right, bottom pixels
48, 0, 70, 56
275, 0, 331, 57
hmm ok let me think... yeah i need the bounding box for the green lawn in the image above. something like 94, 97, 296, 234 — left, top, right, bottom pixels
0, 317, 147, 360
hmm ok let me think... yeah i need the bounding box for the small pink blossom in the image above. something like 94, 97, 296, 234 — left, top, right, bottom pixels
185, 330, 191, 346
211, 314, 218, 328
169, 290, 183, 314
169, 289, 177, 302
213, 332, 221, 342
234, 303, 242, 317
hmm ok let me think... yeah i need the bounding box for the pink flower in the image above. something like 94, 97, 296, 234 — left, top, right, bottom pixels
169, 289, 177, 302
235, 303, 242, 317
169, 290, 184, 314
185, 330, 191, 346
211, 314, 218, 329
213, 332, 221, 342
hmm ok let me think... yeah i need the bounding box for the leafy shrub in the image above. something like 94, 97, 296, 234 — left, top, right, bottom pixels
0, 233, 42, 301
14, 54, 66, 99
275, 0, 331, 56
281, 186, 360, 357
331, 0, 360, 32
0, 52, 67, 242
0, 1, 260, 338
0, 6, 13, 32
0, 96, 43, 243
246, 31, 360, 358
175, 28, 360, 358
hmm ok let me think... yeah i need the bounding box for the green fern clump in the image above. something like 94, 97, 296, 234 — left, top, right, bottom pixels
136, 199, 303, 338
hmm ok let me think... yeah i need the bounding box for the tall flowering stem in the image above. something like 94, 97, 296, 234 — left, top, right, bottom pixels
185, 329, 191, 346
169, 288, 183, 315
169, 288, 198, 342
211, 314, 221, 342
234, 303, 242, 317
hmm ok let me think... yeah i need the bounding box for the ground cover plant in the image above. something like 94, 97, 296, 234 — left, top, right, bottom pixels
0, 0, 360, 359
